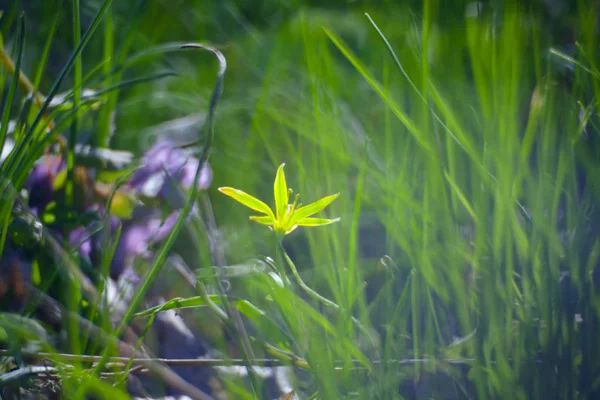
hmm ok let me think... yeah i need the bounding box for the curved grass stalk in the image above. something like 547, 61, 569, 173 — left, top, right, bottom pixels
277, 238, 378, 352
91, 45, 226, 394
278, 239, 339, 310
196, 280, 229, 320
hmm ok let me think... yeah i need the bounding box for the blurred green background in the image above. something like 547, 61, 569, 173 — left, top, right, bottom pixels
2, 0, 600, 398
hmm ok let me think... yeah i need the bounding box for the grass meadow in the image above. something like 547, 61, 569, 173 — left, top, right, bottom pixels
0, 1, 599, 399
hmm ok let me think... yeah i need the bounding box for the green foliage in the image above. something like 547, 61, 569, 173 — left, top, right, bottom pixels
1, 1, 599, 399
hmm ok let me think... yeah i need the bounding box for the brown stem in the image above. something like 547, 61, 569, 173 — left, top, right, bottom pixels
12, 198, 213, 399
0, 45, 64, 147
24, 286, 216, 400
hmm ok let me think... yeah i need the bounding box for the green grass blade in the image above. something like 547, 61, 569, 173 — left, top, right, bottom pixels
3, 0, 114, 177
323, 27, 434, 155
31, 7, 61, 91
66, 0, 83, 208
0, 14, 24, 162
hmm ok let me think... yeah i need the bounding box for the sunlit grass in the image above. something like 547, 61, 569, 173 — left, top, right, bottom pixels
0, 1, 599, 399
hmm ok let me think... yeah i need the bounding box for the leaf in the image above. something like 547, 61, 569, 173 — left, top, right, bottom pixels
0, 15, 23, 159
97, 169, 134, 183
133, 296, 214, 318
47, 89, 101, 110
195, 259, 269, 280
219, 187, 275, 219
274, 163, 288, 221
296, 217, 341, 227
236, 299, 291, 345
289, 193, 339, 225
52, 169, 67, 191
266, 284, 372, 371
323, 27, 434, 155
133, 295, 292, 346
5, 0, 115, 176
0, 313, 49, 342
443, 171, 480, 226
107, 190, 136, 219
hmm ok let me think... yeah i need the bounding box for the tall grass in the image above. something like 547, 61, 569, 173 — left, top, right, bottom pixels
1, 1, 599, 399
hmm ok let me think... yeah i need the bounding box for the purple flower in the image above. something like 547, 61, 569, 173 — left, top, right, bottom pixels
110, 210, 180, 278
128, 140, 212, 207
178, 157, 213, 191
24, 155, 65, 214
69, 226, 92, 259
64, 205, 121, 271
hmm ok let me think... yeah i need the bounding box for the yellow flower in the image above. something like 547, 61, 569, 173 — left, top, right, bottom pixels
219, 163, 340, 235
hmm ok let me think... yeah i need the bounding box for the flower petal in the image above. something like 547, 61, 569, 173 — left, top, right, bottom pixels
219, 187, 275, 219
274, 163, 288, 221
296, 217, 341, 227
288, 193, 339, 226
284, 225, 299, 235
250, 215, 277, 225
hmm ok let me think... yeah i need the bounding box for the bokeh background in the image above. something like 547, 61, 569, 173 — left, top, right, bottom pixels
1, 0, 599, 399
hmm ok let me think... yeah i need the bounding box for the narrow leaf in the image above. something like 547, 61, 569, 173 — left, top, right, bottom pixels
133, 296, 215, 318
236, 299, 291, 344
0, 15, 24, 161
443, 171, 480, 226
32, 11, 60, 90
323, 28, 433, 155
133, 295, 292, 345
6, 0, 114, 176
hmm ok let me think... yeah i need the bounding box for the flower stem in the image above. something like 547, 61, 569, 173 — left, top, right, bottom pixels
261, 340, 310, 369
276, 238, 378, 353
277, 239, 339, 309
274, 235, 292, 288
197, 281, 229, 320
